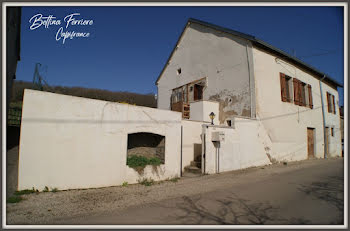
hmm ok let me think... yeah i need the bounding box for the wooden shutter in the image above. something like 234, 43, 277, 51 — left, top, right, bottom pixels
298, 82, 303, 106
293, 78, 299, 105
280, 73, 287, 102
327, 92, 331, 112
308, 84, 313, 109
332, 95, 336, 114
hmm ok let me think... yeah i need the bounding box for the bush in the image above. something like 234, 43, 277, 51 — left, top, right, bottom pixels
122, 182, 128, 187
127, 156, 162, 168
43, 186, 49, 192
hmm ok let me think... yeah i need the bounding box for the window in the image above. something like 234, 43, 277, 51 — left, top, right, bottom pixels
331, 127, 334, 136
292, 77, 313, 109
177, 68, 181, 75
280, 73, 292, 102
327, 92, 336, 114
226, 120, 232, 127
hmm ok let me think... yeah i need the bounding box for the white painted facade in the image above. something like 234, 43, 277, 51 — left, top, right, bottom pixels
18, 90, 182, 191
202, 119, 271, 174
253, 47, 342, 161
189, 101, 219, 124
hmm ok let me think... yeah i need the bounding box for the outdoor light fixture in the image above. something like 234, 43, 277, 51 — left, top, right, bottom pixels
209, 112, 215, 125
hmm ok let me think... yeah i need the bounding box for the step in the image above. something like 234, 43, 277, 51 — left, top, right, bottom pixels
190, 160, 201, 168
184, 165, 202, 174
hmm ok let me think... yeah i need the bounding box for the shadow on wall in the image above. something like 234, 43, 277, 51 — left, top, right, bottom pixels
127, 132, 165, 163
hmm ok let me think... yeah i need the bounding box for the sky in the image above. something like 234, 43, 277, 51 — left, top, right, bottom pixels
16, 6, 344, 105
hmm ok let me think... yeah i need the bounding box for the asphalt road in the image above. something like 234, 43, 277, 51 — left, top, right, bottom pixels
59, 158, 344, 225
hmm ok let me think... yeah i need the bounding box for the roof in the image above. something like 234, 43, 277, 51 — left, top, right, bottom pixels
155, 18, 342, 88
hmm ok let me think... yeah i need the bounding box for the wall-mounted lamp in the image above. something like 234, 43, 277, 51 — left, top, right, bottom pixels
209, 112, 215, 125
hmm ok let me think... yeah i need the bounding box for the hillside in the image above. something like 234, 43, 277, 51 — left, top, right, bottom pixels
10, 80, 157, 108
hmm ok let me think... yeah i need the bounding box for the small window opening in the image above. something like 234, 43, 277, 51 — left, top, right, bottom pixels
227, 120, 232, 127
331, 128, 334, 136
177, 68, 181, 75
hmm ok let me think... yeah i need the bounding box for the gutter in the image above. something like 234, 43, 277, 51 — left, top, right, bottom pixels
319, 75, 328, 158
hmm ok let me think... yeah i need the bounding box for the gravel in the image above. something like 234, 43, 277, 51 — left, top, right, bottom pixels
6, 157, 338, 225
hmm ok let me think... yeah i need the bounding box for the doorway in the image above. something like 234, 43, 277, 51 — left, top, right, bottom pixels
307, 128, 315, 158
194, 84, 203, 101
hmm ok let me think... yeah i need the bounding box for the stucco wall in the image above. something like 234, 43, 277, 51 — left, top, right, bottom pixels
157, 22, 255, 122
252, 47, 342, 161
181, 120, 209, 171
18, 90, 182, 191
203, 118, 271, 174
189, 100, 219, 125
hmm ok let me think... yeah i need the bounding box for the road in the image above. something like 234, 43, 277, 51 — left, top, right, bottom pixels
57, 158, 344, 225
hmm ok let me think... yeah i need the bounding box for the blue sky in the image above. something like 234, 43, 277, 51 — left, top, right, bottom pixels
16, 6, 344, 105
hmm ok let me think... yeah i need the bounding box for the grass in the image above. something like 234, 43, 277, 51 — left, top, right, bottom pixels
7, 196, 23, 203
51, 188, 58, 193
14, 188, 36, 196
122, 182, 128, 187
169, 177, 180, 183
138, 178, 154, 186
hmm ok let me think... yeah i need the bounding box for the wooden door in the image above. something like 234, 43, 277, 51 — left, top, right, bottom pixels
307, 128, 315, 158
325, 127, 330, 156
194, 84, 203, 101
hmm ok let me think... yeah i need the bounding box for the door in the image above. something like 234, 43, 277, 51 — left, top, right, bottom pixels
325, 127, 330, 157
194, 84, 203, 101
307, 128, 315, 158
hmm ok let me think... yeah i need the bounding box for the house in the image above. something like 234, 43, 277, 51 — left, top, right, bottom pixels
17, 18, 343, 191
156, 18, 342, 162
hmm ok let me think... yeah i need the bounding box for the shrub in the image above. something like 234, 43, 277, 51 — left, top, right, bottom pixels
148, 157, 162, 166
122, 182, 128, 187
127, 156, 149, 168
43, 186, 49, 192
7, 196, 22, 203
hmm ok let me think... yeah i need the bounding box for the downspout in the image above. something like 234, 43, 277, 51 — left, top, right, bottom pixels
319, 75, 327, 158
246, 44, 254, 118
180, 125, 183, 177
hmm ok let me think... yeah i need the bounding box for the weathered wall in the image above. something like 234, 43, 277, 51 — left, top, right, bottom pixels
252, 47, 342, 161
203, 118, 271, 174
157, 22, 255, 123
18, 90, 182, 191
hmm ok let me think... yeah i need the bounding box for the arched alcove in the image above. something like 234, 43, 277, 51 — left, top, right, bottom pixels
127, 132, 165, 164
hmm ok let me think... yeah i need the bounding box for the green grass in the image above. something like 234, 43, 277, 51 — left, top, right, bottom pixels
7, 196, 23, 203
138, 178, 154, 186
122, 182, 128, 187
14, 189, 35, 196
127, 156, 162, 168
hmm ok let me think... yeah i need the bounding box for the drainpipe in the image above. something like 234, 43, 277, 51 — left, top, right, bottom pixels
319, 75, 327, 158
180, 125, 183, 177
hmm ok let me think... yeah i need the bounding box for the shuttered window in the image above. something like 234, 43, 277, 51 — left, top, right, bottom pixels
308, 84, 313, 109
280, 73, 292, 102
293, 78, 299, 105
326, 92, 336, 114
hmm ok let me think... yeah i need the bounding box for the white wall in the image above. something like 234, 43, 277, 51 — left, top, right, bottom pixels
18, 90, 182, 191
181, 120, 209, 171
203, 118, 271, 174
252, 47, 342, 161
189, 101, 219, 125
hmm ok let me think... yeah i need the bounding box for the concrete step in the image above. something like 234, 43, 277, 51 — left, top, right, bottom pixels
190, 160, 201, 168
184, 165, 202, 174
